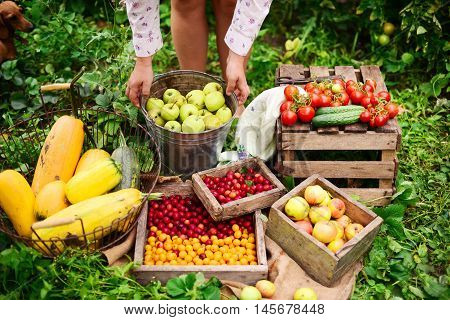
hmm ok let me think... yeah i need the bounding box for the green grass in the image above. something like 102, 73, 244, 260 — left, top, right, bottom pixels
0, 0, 448, 300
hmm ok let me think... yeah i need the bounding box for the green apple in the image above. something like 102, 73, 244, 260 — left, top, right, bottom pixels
161, 103, 180, 121
205, 91, 225, 112
182, 115, 205, 133
179, 103, 199, 122
167, 94, 186, 107
284, 196, 310, 221
163, 88, 181, 103
215, 106, 233, 124
203, 82, 223, 95
186, 89, 205, 109
198, 109, 212, 118
164, 121, 182, 133
146, 98, 164, 112
203, 115, 222, 130
148, 109, 165, 127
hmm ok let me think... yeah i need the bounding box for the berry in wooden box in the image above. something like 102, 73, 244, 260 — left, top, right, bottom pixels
133, 181, 268, 284
275, 65, 401, 206
192, 158, 286, 221
267, 174, 383, 287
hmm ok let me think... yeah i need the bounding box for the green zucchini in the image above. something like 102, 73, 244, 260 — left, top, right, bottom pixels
312, 111, 363, 127
111, 131, 140, 190
315, 105, 365, 116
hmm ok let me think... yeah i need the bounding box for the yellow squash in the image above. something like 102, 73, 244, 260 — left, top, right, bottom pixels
31, 115, 84, 195
74, 149, 110, 174
0, 170, 36, 237
34, 180, 69, 220
65, 158, 122, 204
32, 188, 143, 242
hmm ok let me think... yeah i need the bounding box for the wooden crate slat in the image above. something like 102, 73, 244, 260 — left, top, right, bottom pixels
340, 188, 392, 206
281, 131, 398, 150
344, 122, 368, 133
317, 126, 340, 134
282, 122, 311, 132
278, 64, 305, 80
359, 65, 387, 93
375, 119, 398, 133
282, 160, 396, 179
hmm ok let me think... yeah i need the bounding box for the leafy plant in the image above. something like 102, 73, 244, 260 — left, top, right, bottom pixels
166, 273, 222, 300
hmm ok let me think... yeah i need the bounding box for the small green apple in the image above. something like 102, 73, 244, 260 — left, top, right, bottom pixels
215, 106, 233, 124
167, 94, 186, 107
161, 103, 180, 121
203, 115, 222, 130
179, 103, 199, 122
182, 115, 205, 133
148, 109, 165, 127
186, 89, 205, 109
146, 98, 164, 112
293, 288, 317, 300
205, 91, 225, 112
203, 82, 223, 95
164, 120, 182, 133
163, 88, 181, 103
240, 286, 262, 300
198, 109, 212, 118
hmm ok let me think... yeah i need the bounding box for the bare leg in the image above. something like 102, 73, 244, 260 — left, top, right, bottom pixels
212, 0, 251, 80
171, 0, 208, 71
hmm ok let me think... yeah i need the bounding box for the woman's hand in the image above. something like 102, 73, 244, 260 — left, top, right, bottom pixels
126, 56, 154, 107
225, 51, 250, 105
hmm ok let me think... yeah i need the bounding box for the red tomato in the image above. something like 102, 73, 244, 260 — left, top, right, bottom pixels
330, 101, 341, 107
359, 111, 371, 123
281, 110, 298, 126
310, 93, 321, 108
369, 117, 376, 128
385, 102, 399, 119
365, 79, 377, 90
377, 90, 391, 102
320, 94, 332, 107
323, 89, 333, 96
338, 92, 350, 105
346, 84, 357, 95
297, 106, 315, 123
350, 90, 364, 104
360, 96, 372, 108
362, 83, 374, 93
284, 85, 299, 101
305, 82, 315, 92
332, 79, 346, 88
280, 101, 294, 113
374, 114, 389, 127
346, 80, 356, 87
318, 82, 327, 91
370, 96, 378, 105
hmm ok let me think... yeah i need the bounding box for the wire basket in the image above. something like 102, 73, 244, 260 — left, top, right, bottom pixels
0, 69, 160, 258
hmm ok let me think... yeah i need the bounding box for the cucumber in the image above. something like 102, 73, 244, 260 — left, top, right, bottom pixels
111, 131, 140, 190
312, 111, 363, 127
315, 105, 365, 116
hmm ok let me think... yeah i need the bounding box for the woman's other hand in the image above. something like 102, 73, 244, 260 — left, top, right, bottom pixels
126, 56, 153, 107
225, 51, 250, 105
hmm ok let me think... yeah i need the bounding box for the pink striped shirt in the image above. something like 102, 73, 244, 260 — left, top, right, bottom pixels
125, 0, 272, 57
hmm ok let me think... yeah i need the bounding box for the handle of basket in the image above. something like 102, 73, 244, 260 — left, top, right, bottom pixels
32, 216, 76, 230
40, 83, 71, 92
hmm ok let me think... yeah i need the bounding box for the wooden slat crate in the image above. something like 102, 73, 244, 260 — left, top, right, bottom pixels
192, 158, 286, 221
275, 65, 401, 206
133, 181, 268, 284
267, 174, 383, 287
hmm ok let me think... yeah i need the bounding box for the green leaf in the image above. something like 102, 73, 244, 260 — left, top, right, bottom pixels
166, 278, 186, 297
245, 180, 253, 187
282, 176, 295, 190
416, 26, 427, 35
184, 273, 198, 290
408, 286, 425, 299
200, 285, 220, 300
10, 93, 27, 110
95, 94, 111, 107
417, 244, 427, 257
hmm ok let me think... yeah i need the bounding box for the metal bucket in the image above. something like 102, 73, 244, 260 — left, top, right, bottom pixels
142, 70, 239, 177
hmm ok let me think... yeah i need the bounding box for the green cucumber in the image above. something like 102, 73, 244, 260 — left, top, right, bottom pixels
111, 131, 140, 190
315, 105, 365, 116
312, 111, 363, 127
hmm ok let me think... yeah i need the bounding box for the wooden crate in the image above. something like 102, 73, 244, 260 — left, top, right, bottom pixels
275, 65, 401, 206
133, 181, 268, 284
192, 158, 286, 221
267, 174, 383, 287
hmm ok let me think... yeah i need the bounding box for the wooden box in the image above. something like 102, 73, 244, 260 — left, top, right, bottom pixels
192, 158, 286, 221
267, 174, 383, 287
275, 65, 401, 206
133, 181, 268, 284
